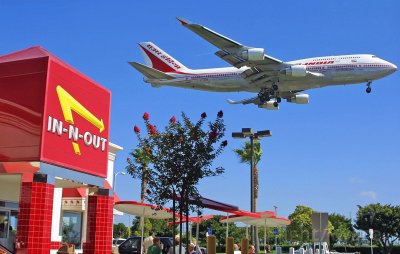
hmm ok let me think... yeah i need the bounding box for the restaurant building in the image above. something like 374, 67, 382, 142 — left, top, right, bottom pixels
0, 46, 123, 254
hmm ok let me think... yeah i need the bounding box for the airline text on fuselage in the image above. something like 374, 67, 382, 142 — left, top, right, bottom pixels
146, 44, 181, 69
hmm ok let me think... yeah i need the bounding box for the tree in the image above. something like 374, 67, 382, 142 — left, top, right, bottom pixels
127, 111, 227, 252
113, 223, 130, 238
233, 140, 262, 249
130, 216, 174, 237
329, 213, 357, 251
233, 140, 262, 210
355, 203, 400, 254
287, 206, 313, 243
127, 147, 152, 203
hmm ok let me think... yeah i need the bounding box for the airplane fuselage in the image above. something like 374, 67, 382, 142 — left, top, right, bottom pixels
145, 54, 397, 93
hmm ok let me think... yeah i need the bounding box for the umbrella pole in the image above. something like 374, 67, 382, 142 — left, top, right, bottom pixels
226, 213, 229, 238
141, 207, 145, 254
196, 210, 200, 252
173, 189, 176, 254
264, 219, 267, 254
246, 225, 249, 239
186, 198, 189, 251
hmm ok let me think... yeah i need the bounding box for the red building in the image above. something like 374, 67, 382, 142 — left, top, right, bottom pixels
0, 46, 123, 253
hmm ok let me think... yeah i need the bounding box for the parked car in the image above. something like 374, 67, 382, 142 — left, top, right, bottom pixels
114, 238, 127, 246
119, 236, 173, 254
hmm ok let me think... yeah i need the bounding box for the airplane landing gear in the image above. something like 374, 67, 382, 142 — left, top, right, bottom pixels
366, 81, 372, 94
258, 88, 270, 103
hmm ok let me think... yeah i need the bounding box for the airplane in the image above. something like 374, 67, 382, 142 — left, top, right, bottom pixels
130, 18, 397, 110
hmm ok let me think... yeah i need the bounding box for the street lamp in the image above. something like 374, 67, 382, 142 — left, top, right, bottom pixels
113, 171, 126, 192
232, 128, 272, 253
112, 171, 126, 238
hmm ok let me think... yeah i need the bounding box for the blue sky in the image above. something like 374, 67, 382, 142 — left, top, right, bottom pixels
2, 1, 399, 225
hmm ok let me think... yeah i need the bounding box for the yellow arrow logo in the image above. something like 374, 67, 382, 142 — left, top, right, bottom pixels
56, 85, 105, 154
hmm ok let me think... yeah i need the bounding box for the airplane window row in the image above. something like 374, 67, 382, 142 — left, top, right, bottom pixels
191, 73, 237, 78
340, 56, 361, 59
307, 64, 391, 70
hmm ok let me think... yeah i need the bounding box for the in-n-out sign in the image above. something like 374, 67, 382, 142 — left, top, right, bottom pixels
47, 85, 108, 155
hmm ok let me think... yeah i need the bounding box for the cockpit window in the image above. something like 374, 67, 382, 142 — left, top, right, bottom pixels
372, 55, 377, 58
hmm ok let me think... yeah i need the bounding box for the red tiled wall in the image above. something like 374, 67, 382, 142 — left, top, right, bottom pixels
16, 181, 54, 254
83, 194, 113, 254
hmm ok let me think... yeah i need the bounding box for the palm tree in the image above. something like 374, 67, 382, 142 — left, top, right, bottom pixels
233, 140, 263, 209
234, 140, 263, 250
127, 147, 152, 203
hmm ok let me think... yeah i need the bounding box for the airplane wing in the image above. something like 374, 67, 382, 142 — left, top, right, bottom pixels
177, 18, 283, 69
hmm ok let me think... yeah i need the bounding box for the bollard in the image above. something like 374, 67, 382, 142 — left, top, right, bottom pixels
226, 237, 234, 254
299, 247, 305, 254
289, 247, 295, 254
207, 235, 216, 254
276, 246, 282, 254
308, 248, 313, 254
241, 238, 249, 254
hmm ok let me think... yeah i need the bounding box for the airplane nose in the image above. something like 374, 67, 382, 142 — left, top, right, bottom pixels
392, 64, 397, 71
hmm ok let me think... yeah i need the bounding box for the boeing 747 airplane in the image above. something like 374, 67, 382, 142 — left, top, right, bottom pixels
130, 18, 397, 110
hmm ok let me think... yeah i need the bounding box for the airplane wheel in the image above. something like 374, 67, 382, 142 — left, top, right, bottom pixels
273, 101, 279, 107
277, 97, 282, 103
258, 93, 269, 103
272, 84, 279, 91
366, 87, 371, 93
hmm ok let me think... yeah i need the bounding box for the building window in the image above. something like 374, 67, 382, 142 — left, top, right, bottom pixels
62, 211, 83, 249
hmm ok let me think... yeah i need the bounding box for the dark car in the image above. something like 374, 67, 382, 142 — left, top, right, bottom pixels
119, 236, 173, 254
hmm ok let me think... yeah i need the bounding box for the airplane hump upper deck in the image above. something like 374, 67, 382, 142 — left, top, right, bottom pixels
138, 42, 190, 73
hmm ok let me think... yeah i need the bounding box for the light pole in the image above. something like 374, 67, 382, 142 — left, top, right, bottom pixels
112, 171, 126, 238
113, 171, 126, 192
232, 128, 272, 253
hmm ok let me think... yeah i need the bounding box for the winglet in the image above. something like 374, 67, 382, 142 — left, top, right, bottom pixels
176, 17, 191, 26
227, 99, 239, 104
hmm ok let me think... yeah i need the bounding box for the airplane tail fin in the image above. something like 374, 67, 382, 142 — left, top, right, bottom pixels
138, 42, 190, 73
129, 62, 174, 80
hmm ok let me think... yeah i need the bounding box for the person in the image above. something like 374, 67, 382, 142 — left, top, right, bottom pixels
234, 244, 241, 254
188, 243, 196, 254
249, 245, 255, 254
143, 231, 154, 254
265, 244, 271, 253
147, 237, 162, 254
167, 236, 186, 254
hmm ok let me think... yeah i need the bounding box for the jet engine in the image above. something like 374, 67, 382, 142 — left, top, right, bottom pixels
281, 65, 307, 77
241, 48, 265, 61
258, 101, 279, 110
286, 94, 310, 104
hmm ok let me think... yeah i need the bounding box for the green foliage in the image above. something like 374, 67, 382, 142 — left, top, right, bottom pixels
233, 140, 262, 166
194, 215, 246, 247
128, 111, 227, 214
355, 203, 400, 254
329, 213, 358, 250
130, 217, 174, 237
113, 223, 130, 239
287, 205, 313, 243
233, 140, 262, 200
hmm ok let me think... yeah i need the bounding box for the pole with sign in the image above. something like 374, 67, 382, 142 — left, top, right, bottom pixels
274, 227, 278, 253
369, 229, 373, 254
